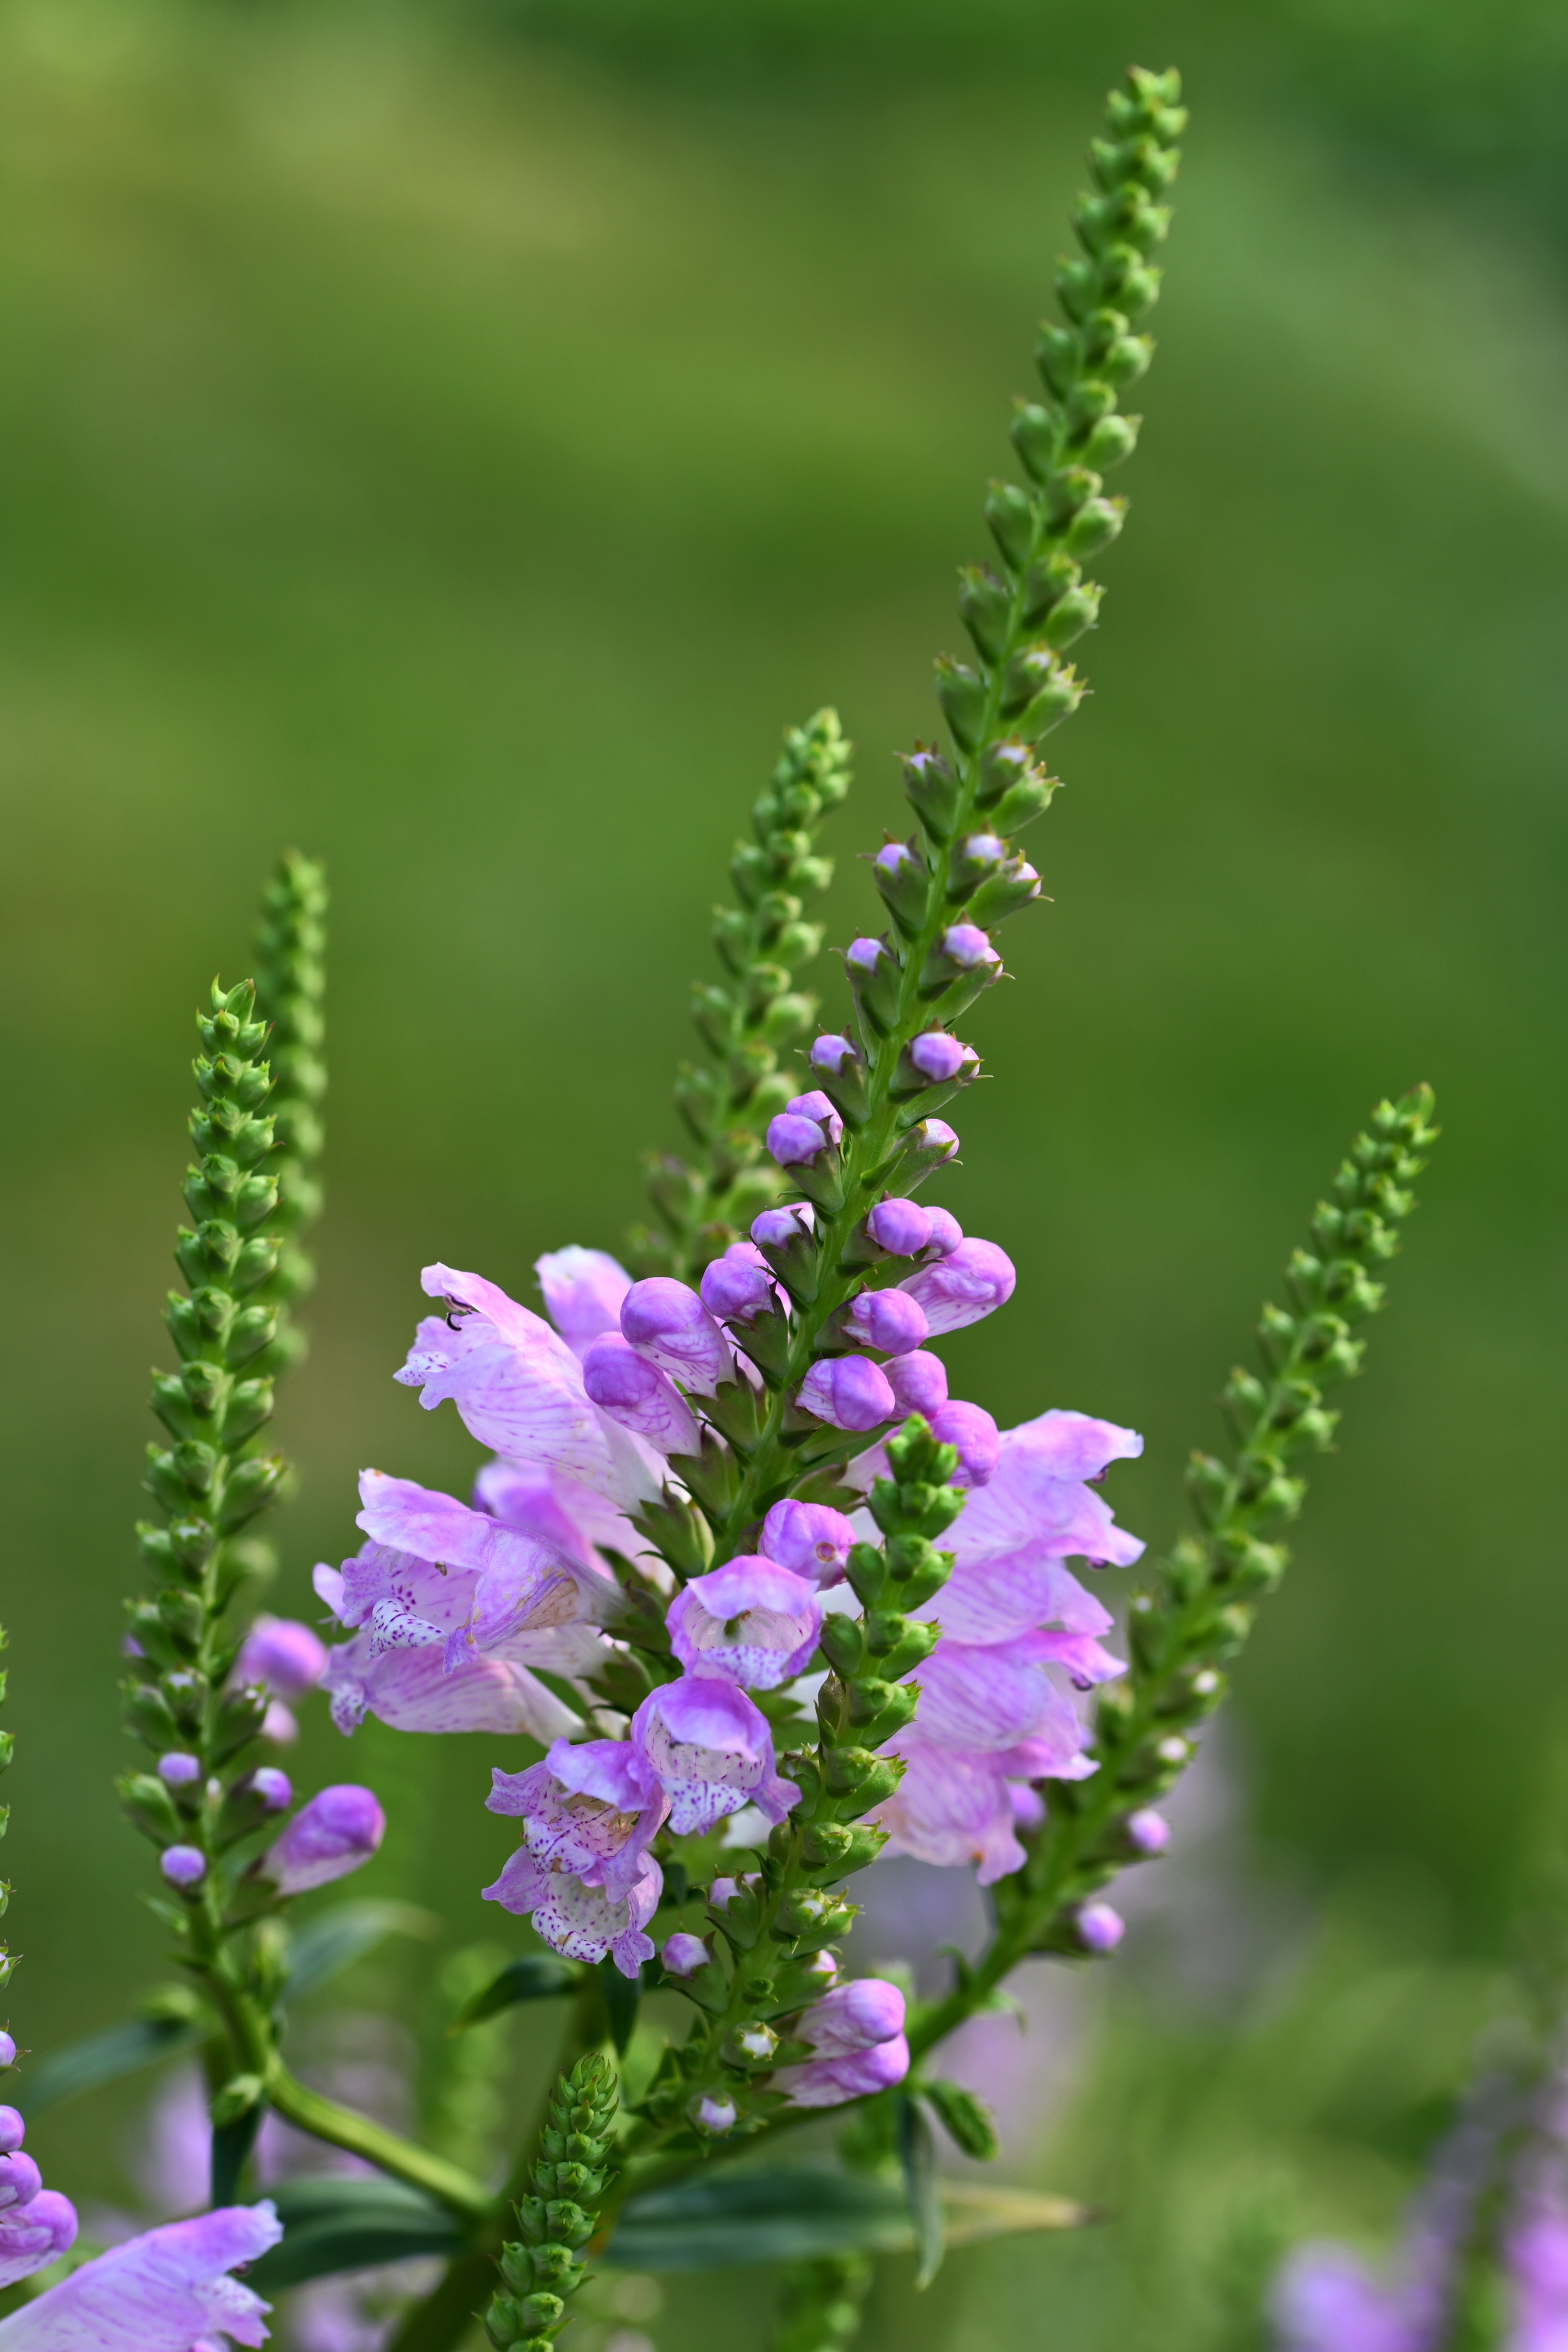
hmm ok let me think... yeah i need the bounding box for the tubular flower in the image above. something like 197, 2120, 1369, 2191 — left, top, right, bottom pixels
631, 1677, 801, 1835
0, 2204, 283, 2350
315, 1470, 610, 1740
776, 1979, 911, 2108
483, 1847, 662, 1981
486, 1737, 668, 1901
668, 1558, 823, 1689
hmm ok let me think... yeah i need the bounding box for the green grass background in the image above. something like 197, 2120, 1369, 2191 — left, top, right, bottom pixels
1, 0, 1565, 2342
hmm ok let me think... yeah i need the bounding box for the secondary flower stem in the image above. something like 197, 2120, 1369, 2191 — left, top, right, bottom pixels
267, 2068, 491, 2221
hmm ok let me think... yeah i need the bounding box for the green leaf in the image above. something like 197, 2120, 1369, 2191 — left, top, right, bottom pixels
14, 2015, 203, 2117
897, 2092, 944, 2289
606, 2167, 1093, 2272
599, 1953, 640, 2053
245, 2177, 469, 2291
450, 1954, 584, 2031
923, 2079, 1001, 2163
607, 2168, 915, 2269
283, 1902, 439, 2003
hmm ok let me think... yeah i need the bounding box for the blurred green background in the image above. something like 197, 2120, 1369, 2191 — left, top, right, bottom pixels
2, 0, 1565, 2341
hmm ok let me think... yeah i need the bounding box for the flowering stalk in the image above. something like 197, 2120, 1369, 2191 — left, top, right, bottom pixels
632, 710, 852, 1280
251, 849, 327, 1368
483, 2052, 618, 2352
910, 1084, 1440, 2055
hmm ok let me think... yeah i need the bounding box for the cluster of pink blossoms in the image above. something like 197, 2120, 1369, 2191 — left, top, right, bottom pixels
296, 1045, 1146, 2101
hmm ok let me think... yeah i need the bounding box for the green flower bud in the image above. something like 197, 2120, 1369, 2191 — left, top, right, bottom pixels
934, 656, 989, 752
983, 479, 1035, 569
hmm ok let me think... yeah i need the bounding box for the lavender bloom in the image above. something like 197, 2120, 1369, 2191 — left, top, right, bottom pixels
899, 1237, 1016, 1336
840, 1288, 929, 1357
865, 1198, 931, 1257
767, 1111, 830, 1167
700, 1242, 778, 1324
786, 1090, 845, 1149
0, 2191, 77, 2293
912, 1637, 1099, 1756
582, 1334, 701, 1456
0, 2155, 40, 2211
0, 2202, 281, 2349
940, 923, 1003, 972
534, 1244, 632, 1359
262, 1784, 384, 1895
925, 1205, 963, 1254
397, 1262, 658, 1510
752, 1203, 814, 1247
668, 1558, 823, 1689
795, 1978, 906, 2053
631, 1677, 800, 1835
248, 1767, 292, 1812
486, 1737, 667, 1899
691, 2094, 738, 2134
156, 1753, 202, 1788
232, 1614, 327, 1702
939, 1409, 1146, 1645
872, 1741, 1032, 1883
1272, 2246, 1430, 2352
884, 1351, 949, 1415
797, 1355, 896, 1433
927, 1400, 1001, 1487
760, 1499, 855, 1589
1077, 1902, 1124, 1953
483, 1848, 662, 1980
160, 1846, 206, 1889
909, 1032, 978, 1084
620, 1277, 733, 1393
846, 937, 888, 975
1127, 1807, 1171, 1854
0, 2114, 21, 2156
661, 1932, 710, 1977
810, 1034, 859, 1076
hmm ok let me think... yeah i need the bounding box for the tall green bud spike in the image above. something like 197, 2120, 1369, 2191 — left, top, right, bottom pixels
631, 710, 850, 1279
485, 2052, 618, 2352
120, 860, 328, 1903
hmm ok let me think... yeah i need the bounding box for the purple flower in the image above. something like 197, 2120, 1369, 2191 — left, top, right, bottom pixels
700, 1243, 778, 1324
160, 1846, 206, 1889
786, 1091, 845, 1149
884, 1351, 949, 1415
620, 1277, 732, 1394
631, 1677, 800, 1835
776, 1976, 909, 2109
691, 2093, 738, 2134
157, 1753, 202, 1788
767, 1111, 830, 1167
232, 1614, 327, 1702
795, 1977, 906, 2053
0, 2115, 20, 2157
797, 1355, 896, 1433
486, 1737, 667, 1901
1127, 1807, 1170, 1854
871, 1741, 1030, 1883
0, 2202, 282, 2348
0, 2155, 40, 2211
913, 1638, 1098, 1756
846, 937, 888, 975
1076, 1902, 1124, 1953
1271, 2245, 1427, 2352
582, 1334, 701, 1456
1507, 2183, 1568, 2352
840, 1288, 929, 1357
661, 1932, 710, 1977
899, 1237, 1016, 1336
262, 1784, 384, 1895
865, 1198, 931, 1257
668, 1558, 822, 1689
397, 1262, 659, 1510
482, 1848, 661, 1980
534, 1244, 632, 1359
909, 1032, 978, 1084
760, 1500, 855, 1589
939, 1408, 1146, 1645
0, 2189, 77, 2293
925, 1206, 963, 1254
810, 1034, 859, 1075
927, 1400, 1001, 1487
940, 923, 1002, 972
248, 1767, 292, 1813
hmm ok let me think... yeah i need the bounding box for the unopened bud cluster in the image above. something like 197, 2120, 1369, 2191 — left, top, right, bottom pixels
485, 2053, 618, 2352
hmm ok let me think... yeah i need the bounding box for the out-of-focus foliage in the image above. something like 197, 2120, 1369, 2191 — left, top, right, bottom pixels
0, 0, 1563, 2344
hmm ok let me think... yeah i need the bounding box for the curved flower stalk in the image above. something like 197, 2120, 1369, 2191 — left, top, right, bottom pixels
633, 711, 852, 1281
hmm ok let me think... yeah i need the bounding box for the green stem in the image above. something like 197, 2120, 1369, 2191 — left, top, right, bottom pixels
267, 2068, 491, 2221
